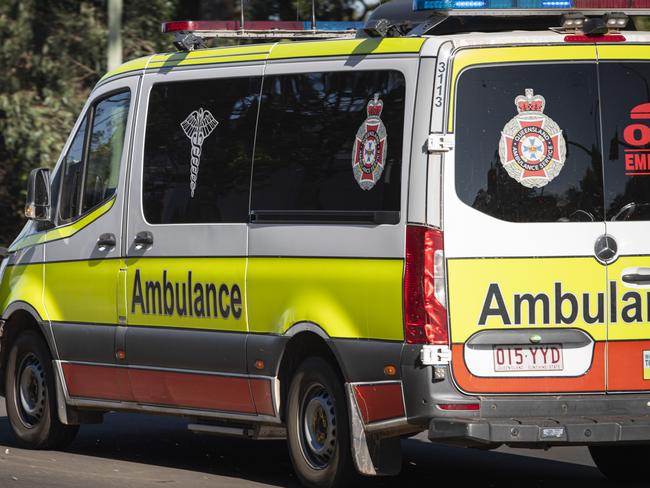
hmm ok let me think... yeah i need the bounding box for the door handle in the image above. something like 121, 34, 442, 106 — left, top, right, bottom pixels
97, 233, 116, 251
134, 231, 154, 250
622, 268, 650, 286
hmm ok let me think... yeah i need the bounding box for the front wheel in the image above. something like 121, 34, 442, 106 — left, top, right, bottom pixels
589, 445, 650, 483
286, 357, 355, 488
5, 330, 79, 449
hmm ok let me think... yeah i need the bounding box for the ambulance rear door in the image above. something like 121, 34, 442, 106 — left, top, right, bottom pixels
598, 45, 650, 392
444, 45, 609, 395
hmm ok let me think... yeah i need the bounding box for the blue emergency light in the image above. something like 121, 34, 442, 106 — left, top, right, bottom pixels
413, 0, 572, 9
413, 0, 650, 10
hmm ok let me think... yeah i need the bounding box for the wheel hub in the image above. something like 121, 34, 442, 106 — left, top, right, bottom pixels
17, 354, 46, 426
300, 385, 336, 469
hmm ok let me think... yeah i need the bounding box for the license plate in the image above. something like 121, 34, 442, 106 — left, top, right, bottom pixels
493, 344, 563, 372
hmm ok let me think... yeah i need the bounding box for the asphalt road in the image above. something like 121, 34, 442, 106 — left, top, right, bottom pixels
0, 399, 642, 488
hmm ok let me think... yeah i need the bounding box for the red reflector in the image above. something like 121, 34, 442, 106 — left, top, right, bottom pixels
438, 404, 480, 411
564, 34, 627, 43
404, 226, 448, 345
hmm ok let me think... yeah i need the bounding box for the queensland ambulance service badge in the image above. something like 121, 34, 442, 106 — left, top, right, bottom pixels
499, 89, 567, 189
352, 94, 387, 191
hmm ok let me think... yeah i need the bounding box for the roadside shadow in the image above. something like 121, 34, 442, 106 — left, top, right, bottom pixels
0, 411, 297, 487
0, 411, 644, 488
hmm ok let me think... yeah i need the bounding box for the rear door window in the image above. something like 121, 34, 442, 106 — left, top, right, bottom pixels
455, 63, 604, 223
599, 62, 650, 222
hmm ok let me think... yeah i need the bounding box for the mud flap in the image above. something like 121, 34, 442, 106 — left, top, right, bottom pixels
346, 383, 402, 476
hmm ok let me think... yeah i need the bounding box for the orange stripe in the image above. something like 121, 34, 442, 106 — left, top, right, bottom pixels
608, 340, 650, 392
128, 369, 256, 413
451, 342, 606, 394
63, 363, 133, 401
353, 383, 405, 423
250, 378, 275, 416
63, 364, 267, 414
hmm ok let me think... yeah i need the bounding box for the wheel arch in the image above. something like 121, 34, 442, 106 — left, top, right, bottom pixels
0, 301, 56, 396
276, 322, 351, 422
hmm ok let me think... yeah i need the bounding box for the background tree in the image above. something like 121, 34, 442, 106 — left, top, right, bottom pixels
0, 0, 378, 246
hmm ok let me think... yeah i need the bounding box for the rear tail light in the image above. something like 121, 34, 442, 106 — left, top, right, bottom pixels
404, 225, 448, 345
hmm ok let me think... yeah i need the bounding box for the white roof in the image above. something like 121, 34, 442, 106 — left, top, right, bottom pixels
420, 29, 650, 56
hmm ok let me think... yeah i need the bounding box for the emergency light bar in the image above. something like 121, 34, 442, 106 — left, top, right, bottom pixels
161, 20, 363, 40
413, 0, 650, 14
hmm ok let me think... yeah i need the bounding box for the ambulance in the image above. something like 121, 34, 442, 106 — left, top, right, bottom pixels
2, 0, 650, 486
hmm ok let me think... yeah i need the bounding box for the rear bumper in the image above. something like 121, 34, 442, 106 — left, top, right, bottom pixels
398, 345, 650, 445
429, 414, 650, 445
425, 392, 650, 446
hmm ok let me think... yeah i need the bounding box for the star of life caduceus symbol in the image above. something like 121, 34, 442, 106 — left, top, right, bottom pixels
181, 108, 219, 198
499, 89, 567, 189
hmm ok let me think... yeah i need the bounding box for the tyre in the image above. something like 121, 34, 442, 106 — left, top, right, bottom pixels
589, 445, 650, 483
5, 330, 79, 449
286, 357, 356, 488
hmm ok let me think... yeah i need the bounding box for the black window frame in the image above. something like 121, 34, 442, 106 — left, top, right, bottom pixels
54, 88, 131, 227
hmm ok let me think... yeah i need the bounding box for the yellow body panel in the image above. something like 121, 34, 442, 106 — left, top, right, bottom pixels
448, 45, 598, 132
99, 55, 151, 82
100, 38, 425, 85
268, 38, 425, 60
147, 45, 272, 70
247, 258, 404, 340
44, 259, 121, 325
598, 44, 650, 60
447, 257, 608, 344
0, 264, 47, 320
607, 256, 650, 342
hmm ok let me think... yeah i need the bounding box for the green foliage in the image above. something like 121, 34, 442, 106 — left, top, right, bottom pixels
247, 0, 356, 22
0, 0, 174, 245
0, 0, 373, 246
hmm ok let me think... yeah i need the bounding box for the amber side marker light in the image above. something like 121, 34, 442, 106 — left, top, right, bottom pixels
254, 360, 265, 370
116, 350, 126, 361
384, 365, 397, 377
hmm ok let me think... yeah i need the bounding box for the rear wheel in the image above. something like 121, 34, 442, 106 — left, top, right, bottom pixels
5, 330, 79, 449
286, 357, 355, 488
589, 445, 650, 482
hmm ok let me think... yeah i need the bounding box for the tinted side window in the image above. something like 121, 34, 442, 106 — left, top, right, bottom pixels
251, 70, 406, 216
143, 76, 261, 224
600, 62, 650, 222
455, 63, 604, 223
59, 116, 88, 223
83, 91, 130, 212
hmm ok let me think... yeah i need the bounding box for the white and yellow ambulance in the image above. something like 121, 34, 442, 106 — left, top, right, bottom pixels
2, 0, 650, 486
